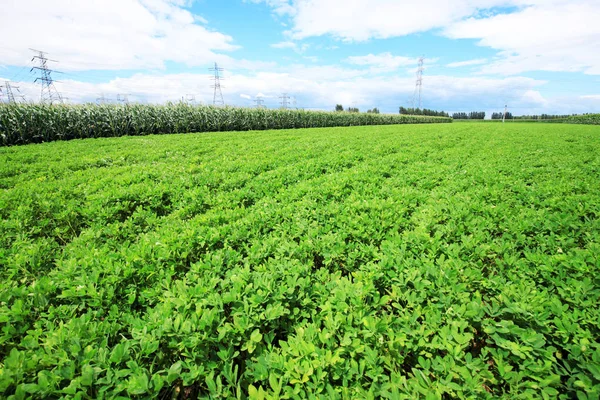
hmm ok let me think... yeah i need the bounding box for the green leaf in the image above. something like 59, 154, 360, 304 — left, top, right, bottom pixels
127, 373, 149, 395
251, 329, 263, 343
167, 361, 182, 384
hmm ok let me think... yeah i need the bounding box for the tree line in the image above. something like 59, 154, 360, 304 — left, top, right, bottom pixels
452, 111, 485, 120
399, 107, 450, 117
491, 112, 513, 120
513, 114, 572, 120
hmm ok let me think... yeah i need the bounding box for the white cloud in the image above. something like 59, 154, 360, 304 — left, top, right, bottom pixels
346, 53, 418, 71
520, 90, 548, 106
0, 0, 238, 71
257, 0, 522, 41
257, 0, 600, 76
581, 95, 600, 100
446, 58, 488, 68
2, 66, 554, 113
444, 1, 600, 75
270, 41, 309, 54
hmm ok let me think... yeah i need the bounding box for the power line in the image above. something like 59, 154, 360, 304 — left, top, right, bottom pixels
412, 56, 424, 109
30, 49, 64, 104
209, 62, 224, 106
279, 92, 290, 109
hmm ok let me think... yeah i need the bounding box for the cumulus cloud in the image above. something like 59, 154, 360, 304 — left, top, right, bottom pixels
346, 53, 419, 71
446, 59, 488, 68
257, 0, 600, 76
0, 0, 238, 71
255, 0, 520, 41
0, 67, 553, 114
444, 1, 600, 75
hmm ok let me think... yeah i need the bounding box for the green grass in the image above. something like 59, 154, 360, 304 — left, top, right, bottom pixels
1, 123, 600, 398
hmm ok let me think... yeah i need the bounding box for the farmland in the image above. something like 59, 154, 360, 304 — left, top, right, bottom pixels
1, 122, 600, 398
0, 103, 450, 146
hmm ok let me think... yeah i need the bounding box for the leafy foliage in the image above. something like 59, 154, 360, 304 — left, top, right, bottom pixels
399, 107, 450, 117
0, 103, 450, 146
1, 122, 600, 398
567, 114, 600, 125
452, 112, 485, 120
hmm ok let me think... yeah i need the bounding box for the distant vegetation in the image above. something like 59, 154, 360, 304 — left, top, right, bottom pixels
399, 107, 450, 117
452, 111, 485, 120
0, 103, 451, 146
514, 114, 572, 120
491, 112, 514, 120
567, 113, 600, 125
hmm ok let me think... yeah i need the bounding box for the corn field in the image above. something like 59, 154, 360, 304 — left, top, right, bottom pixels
0, 103, 452, 146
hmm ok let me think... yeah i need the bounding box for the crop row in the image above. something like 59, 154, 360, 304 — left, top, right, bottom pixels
1, 123, 599, 398
0, 103, 451, 146
566, 114, 600, 125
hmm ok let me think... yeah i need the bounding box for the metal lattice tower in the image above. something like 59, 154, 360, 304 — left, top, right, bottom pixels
30, 49, 63, 104
3, 81, 25, 103
412, 56, 424, 109
279, 93, 290, 109
254, 96, 265, 108
209, 63, 224, 106
96, 93, 109, 104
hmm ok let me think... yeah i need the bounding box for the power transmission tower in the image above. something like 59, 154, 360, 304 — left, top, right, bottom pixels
503, 104, 508, 123
412, 56, 424, 109
117, 94, 130, 105
292, 96, 297, 110
209, 62, 224, 106
185, 94, 196, 105
96, 93, 109, 104
2, 81, 25, 103
30, 49, 63, 104
254, 96, 265, 108
279, 93, 290, 109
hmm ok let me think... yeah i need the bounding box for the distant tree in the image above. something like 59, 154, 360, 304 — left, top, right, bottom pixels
347, 107, 360, 113
335, 104, 344, 112
452, 111, 484, 119
400, 107, 448, 117
367, 107, 380, 114
491, 111, 513, 120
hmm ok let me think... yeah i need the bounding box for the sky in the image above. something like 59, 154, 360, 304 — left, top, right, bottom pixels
1, 0, 600, 116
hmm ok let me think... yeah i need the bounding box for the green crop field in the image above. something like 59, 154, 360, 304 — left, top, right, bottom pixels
1, 122, 599, 399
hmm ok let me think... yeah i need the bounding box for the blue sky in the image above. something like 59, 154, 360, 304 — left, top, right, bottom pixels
1, 0, 600, 116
